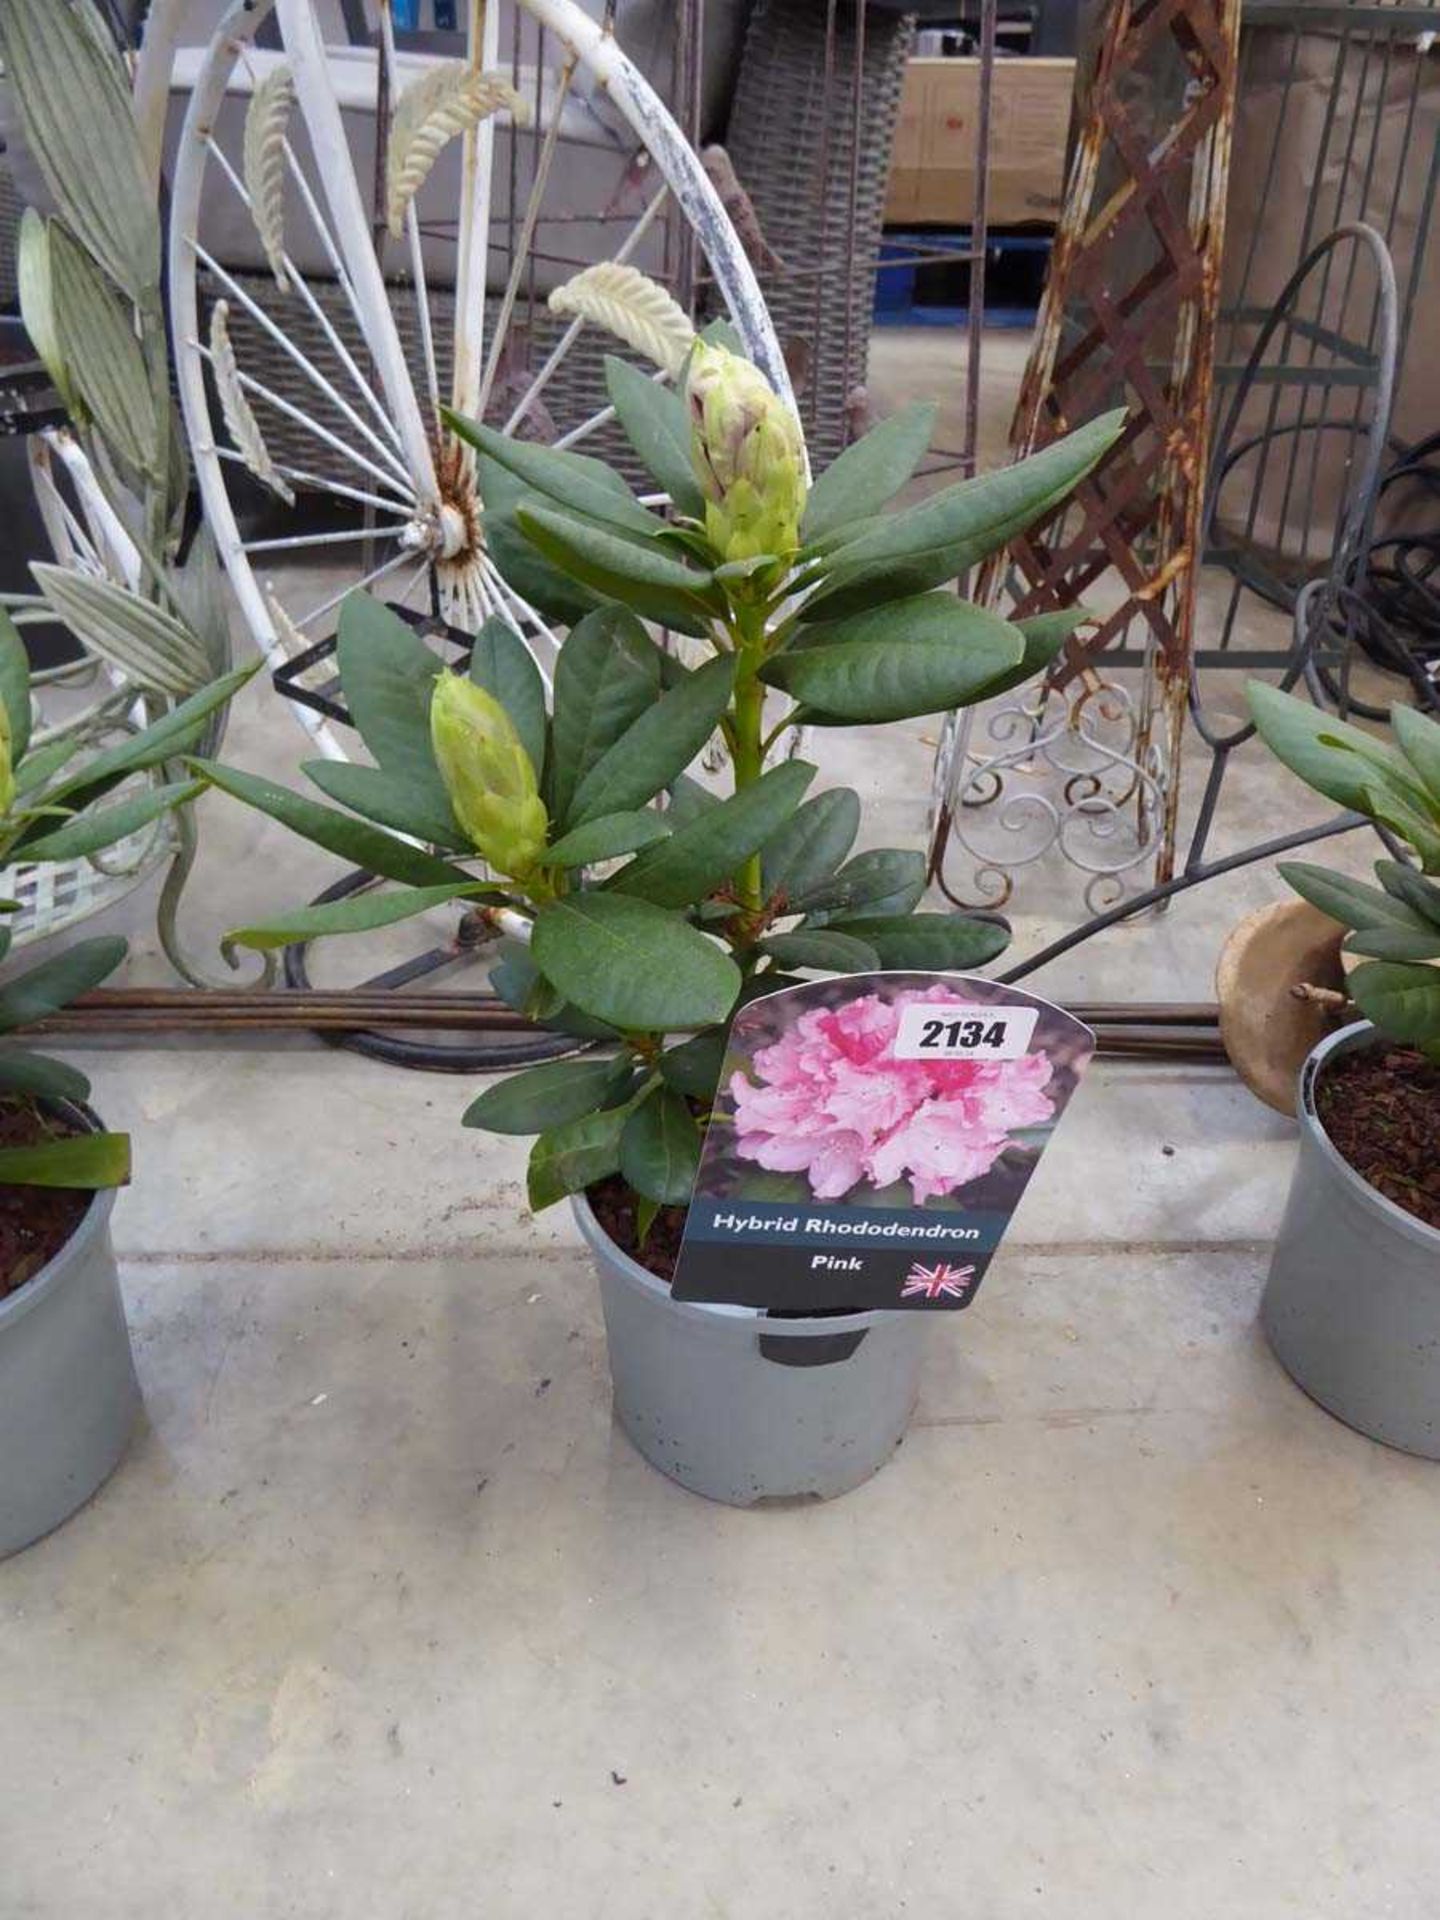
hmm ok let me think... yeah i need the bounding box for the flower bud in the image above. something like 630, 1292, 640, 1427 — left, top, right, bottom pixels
430, 671, 548, 877
685, 342, 806, 566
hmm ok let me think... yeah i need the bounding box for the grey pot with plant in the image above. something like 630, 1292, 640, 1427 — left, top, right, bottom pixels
1249, 681, 1440, 1458
198, 338, 1121, 1502
0, 632, 247, 1555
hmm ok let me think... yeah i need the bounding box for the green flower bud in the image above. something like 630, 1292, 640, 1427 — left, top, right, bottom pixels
0, 702, 14, 819
686, 342, 807, 566
430, 671, 548, 877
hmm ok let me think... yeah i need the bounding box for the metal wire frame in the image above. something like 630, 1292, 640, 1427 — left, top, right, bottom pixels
927, 0, 1246, 918
996, 221, 1400, 988
1207, 0, 1440, 713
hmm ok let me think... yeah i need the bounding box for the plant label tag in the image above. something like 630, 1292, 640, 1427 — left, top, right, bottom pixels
892, 1002, 1039, 1061
670, 972, 1095, 1311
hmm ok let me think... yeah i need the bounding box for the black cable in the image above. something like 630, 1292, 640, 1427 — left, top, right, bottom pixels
1310, 430, 1440, 718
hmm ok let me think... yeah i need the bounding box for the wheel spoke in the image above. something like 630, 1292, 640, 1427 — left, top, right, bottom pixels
243, 526, 411, 556
501, 185, 669, 435
193, 339, 418, 503
551, 400, 618, 451
197, 114, 409, 461
186, 237, 414, 491
207, 446, 414, 519
286, 547, 419, 633
275, 0, 439, 500
476, 52, 577, 427
377, 2, 443, 428
451, 0, 505, 420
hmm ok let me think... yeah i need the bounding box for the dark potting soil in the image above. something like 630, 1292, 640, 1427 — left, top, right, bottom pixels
589, 1174, 688, 1284
586, 1175, 860, 1318
0, 1100, 91, 1302
1315, 1045, 1440, 1231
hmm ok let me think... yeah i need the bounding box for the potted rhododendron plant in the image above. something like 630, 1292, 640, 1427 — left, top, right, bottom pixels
1248, 682, 1440, 1458
201, 340, 1121, 1501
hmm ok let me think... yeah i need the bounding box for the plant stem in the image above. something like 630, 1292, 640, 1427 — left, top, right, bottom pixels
729, 601, 767, 911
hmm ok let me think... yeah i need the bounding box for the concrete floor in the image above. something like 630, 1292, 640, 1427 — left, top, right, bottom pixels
3, 330, 1438, 1918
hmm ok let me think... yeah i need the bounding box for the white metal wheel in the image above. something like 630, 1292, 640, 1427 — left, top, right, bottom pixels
168, 0, 792, 763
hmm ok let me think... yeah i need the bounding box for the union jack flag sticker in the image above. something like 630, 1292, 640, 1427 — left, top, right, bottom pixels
902, 1261, 976, 1302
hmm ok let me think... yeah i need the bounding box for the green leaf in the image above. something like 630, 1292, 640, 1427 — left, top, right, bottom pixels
463, 1054, 633, 1134
605, 356, 704, 517
1375, 860, 1440, 928
225, 881, 495, 954
1362, 785, 1440, 875
334, 592, 457, 832
466, 617, 547, 779
0, 609, 33, 765
0, 1049, 90, 1102
700, 317, 744, 352
549, 605, 662, 825
192, 761, 469, 888
15, 778, 202, 863
1246, 681, 1419, 815
568, 654, 735, 827
761, 592, 1023, 724
489, 939, 618, 1041
1348, 960, 1440, 1047
476, 454, 607, 626
0, 0, 159, 301
527, 1103, 631, 1211
666, 774, 720, 827
0, 1131, 130, 1191
531, 892, 740, 1030
445, 410, 662, 536
40, 666, 256, 814
607, 760, 816, 908
794, 847, 928, 921
516, 502, 721, 634
48, 221, 162, 480
301, 760, 464, 851
30, 566, 212, 696
801, 402, 936, 542
974, 608, 1089, 702
169, 526, 232, 685
659, 1028, 728, 1100
759, 929, 880, 972
1277, 861, 1430, 933
1344, 926, 1440, 962
824, 912, 1011, 970
762, 787, 861, 902
544, 811, 671, 869
15, 737, 81, 800
0, 936, 126, 1032
17, 209, 80, 422
1391, 704, 1440, 804
620, 1087, 701, 1204
799, 409, 1125, 619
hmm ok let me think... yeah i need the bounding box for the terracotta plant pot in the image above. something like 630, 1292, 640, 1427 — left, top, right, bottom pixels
1263, 1022, 1440, 1458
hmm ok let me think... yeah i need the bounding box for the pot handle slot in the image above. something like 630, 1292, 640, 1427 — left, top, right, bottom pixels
758, 1328, 868, 1367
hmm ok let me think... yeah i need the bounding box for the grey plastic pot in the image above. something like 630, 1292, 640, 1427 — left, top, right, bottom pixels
0, 1105, 139, 1558
1263, 1020, 1440, 1459
572, 1194, 926, 1505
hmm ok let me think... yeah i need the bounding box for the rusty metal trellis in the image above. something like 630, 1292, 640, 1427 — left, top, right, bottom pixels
930, 0, 1243, 915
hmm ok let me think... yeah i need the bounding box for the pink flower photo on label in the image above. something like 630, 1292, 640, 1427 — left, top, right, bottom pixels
728, 988, 1056, 1204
